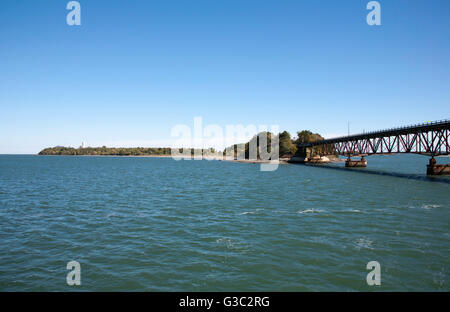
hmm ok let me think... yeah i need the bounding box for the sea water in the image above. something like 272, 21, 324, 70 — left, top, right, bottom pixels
0, 154, 448, 291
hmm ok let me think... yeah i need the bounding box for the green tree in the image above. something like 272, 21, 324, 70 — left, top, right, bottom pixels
295, 130, 324, 144
279, 131, 297, 157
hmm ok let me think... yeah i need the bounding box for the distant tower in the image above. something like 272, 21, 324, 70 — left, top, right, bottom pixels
81, 141, 86, 148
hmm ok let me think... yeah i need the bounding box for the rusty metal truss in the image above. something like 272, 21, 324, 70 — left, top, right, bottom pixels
299, 119, 450, 157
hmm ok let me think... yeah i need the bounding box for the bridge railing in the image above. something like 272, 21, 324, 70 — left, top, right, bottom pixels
359, 119, 449, 137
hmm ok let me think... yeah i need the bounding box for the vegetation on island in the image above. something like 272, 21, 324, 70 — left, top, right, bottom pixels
295, 130, 324, 145
223, 131, 276, 159
38, 146, 216, 156
223, 130, 325, 159
38, 130, 326, 158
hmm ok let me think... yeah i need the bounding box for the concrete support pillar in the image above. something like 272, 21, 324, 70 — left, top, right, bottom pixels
427, 157, 450, 175
345, 156, 367, 168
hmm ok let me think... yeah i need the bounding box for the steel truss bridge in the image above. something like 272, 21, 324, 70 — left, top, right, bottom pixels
299, 119, 450, 157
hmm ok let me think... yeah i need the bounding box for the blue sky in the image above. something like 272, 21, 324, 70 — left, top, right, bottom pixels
1, 0, 449, 153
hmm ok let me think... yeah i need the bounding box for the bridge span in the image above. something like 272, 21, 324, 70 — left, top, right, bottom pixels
298, 119, 450, 175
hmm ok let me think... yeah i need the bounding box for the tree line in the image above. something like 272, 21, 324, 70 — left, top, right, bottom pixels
38, 146, 214, 156
223, 130, 324, 159
38, 130, 324, 157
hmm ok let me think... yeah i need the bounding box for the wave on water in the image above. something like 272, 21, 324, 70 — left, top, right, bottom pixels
240, 209, 264, 215
105, 212, 117, 219
338, 209, 361, 213
215, 237, 250, 254
421, 204, 441, 210
354, 238, 374, 250
298, 209, 324, 214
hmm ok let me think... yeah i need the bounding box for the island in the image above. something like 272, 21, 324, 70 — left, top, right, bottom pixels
38, 130, 338, 163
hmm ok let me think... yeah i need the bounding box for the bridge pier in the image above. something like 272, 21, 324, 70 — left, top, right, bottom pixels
427, 157, 450, 175
345, 156, 367, 168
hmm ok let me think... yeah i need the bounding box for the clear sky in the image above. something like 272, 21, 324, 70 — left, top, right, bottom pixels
1, 0, 449, 153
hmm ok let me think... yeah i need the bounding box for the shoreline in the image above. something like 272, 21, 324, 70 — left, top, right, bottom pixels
36, 154, 346, 164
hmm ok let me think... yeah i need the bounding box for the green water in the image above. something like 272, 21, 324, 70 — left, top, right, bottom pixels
0, 154, 448, 291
